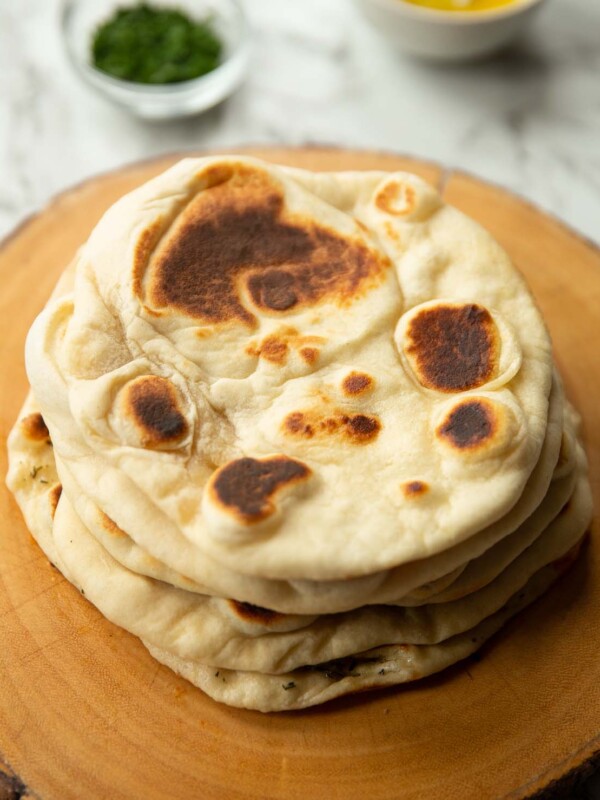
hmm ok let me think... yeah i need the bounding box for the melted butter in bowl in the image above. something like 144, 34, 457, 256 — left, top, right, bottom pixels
402, 0, 520, 11
354, 0, 546, 61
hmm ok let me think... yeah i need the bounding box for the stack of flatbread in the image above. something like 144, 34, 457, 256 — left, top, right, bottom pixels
7, 157, 592, 712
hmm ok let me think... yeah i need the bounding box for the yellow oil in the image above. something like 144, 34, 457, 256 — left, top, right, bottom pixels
402, 0, 518, 11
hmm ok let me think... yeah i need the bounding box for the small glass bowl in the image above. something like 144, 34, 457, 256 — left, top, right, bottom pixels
61, 0, 250, 119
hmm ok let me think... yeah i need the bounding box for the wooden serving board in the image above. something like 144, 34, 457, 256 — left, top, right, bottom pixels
0, 147, 598, 800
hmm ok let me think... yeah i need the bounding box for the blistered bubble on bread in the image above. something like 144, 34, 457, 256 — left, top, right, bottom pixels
374, 175, 442, 222
136, 163, 391, 326
341, 371, 374, 396
402, 302, 499, 392
20, 412, 51, 442
203, 455, 313, 542
434, 395, 523, 463
396, 300, 523, 396
116, 375, 189, 449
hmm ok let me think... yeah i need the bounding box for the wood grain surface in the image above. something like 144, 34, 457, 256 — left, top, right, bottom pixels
0, 147, 598, 800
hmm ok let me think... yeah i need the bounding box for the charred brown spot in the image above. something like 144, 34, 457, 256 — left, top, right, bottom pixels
249, 269, 298, 311
376, 181, 416, 216
405, 303, 499, 393
99, 510, 127, 538
436, 400, 496, 450
122, 376, 188, 448
228, 600, 285, 624
285, 412, 314, 438
248, 334, 289, 365
402, 480, 428, 498
342, 371, 373, 395
284, 410, 380, 445
300, 347, 319, 365
319, 417, 339, 433
212, 455, 311, 524
247, 327, 325, 366
143, 165, 388, 325
343, 414, 380, 441
49, 484, 62, 519
260, 336, 289, 364
20, 413, 50, 442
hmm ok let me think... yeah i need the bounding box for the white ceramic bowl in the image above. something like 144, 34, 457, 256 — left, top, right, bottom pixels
62, 0, 250, 119
353, 0, 546, 62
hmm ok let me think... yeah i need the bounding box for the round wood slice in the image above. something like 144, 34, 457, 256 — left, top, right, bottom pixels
0, 147, 598, 800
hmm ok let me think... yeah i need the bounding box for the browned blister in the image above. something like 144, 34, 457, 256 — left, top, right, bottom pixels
405, 303, 499, 393
375, 181, 417, 216
436, 398, 499, 452
342, 372, 374, 396
120, 376, 188, 449
402, 480, 429, 499
20, 412, 50, 442
140, 165, 390, 325
210, 455, 311, 525
283, 409, 381, 445
48, 484, 62, 519
245, 326, 325, 366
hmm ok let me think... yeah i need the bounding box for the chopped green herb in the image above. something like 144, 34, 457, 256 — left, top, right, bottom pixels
378, 669, 386, 675
304, 655, 380, 681
215, 671, 220, 677
30, 466, 41, 478
282, 681, 296, 691
92, 3, 223, 85
39, 478, 49, 484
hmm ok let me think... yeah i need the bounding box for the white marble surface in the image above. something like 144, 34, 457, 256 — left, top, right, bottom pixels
1, 0, 600, 245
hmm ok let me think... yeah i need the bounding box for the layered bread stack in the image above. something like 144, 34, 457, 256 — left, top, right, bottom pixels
7, 157, 592, 711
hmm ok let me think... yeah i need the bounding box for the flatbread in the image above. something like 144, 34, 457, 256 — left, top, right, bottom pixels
56, 392, 576, 614
7, 384, 590, 680
7, 392, 590, 682
24, 157, 554, 581
49, 471, 590, 674
5, 157, 592, 713
144, 541, 585, 712
7, 376, 566, 615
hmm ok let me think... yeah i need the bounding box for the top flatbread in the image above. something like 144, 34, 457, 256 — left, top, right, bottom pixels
24, 156, 553, 581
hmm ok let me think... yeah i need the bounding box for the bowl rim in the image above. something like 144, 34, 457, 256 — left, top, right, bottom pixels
362, 0, 546, 24
60, 0, 250, 96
